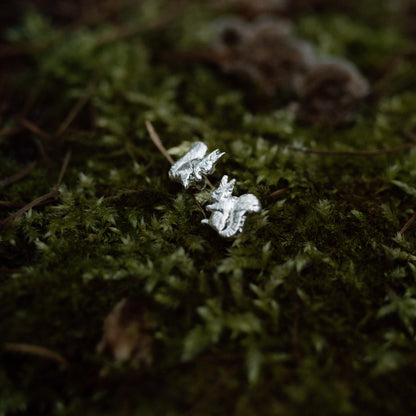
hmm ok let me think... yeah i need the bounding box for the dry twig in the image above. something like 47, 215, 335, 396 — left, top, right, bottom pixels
1, 150, 72, 228
32, 137, 50, 163
0, 161, 37, 188
285, 143, 416, 156
145, 121, 207, 218
399, 212, 416, 236
56, 82, 95, 138
56, 149, 72, 191
20, 118, 52, 140
0, 201, 24, 208
3, 343, 69, 368
1, 191, 59, 228
145, 121, 174, 164
0, 127, 21, 136
267, 187, 289, 199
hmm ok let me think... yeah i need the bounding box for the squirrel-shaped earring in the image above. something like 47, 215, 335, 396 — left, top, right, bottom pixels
169, 142, 261, 237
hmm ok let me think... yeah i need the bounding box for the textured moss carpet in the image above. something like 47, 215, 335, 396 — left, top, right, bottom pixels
1, 1, 416, 414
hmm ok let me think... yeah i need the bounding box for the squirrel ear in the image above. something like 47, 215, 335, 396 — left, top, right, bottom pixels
221, 175, 229, 185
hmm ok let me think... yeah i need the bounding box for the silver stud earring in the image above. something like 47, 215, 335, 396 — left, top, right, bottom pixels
168, 142, 225, 189
201, 175, 261, 237
168, 141, 261, 237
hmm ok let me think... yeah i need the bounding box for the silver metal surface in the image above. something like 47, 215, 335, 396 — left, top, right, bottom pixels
168, 142, 225, 189
202, 175, 261, 237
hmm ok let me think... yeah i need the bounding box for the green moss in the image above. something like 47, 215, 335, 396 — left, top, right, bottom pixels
1, 1, 416, 415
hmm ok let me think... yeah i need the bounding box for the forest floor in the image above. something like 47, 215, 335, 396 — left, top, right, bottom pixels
1, 1, 416, 415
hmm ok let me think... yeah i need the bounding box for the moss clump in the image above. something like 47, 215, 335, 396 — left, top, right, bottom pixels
1, 1, 416, 415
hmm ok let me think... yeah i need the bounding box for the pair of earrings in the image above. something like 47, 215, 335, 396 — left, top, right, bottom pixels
168, 142, 261, 238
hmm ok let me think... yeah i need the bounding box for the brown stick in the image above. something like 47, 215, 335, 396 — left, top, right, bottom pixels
190, 193, 207, 219
32, 137, 50, 163
1, 191, 59, 227
0, 126, 21, 136
285, 143, 416, 156
145, 121, 207, 218
267, 187, 289, 199
56, 149, 72, 191
0, 161, 37, 188
145, 121, 174, 164
20, 118, 52, 139
3, 343, 69, 368
56, 82, 95, 137
1, 150, 72, 227
399, 212, 416, 236
0, 201, 24, 208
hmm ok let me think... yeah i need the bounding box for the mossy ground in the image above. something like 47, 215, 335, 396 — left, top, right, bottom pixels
1, 1, 416, 414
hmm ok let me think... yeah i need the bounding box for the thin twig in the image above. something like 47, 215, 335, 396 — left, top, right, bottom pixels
267, 187, 289, 199
190, 193, 207, 219
145, 121, 207, 218
0, 161, 37, 188
399, 212, 416, 236
1, 191, 59, 227
56, 149, 72, 191
56, 82, 95, 138
3, 343, 69, 368
145, 121, 174, 164
0, 126, 21, 136
20, 118, 52, 139
32, 137, 50, 163
0, 201, 24, 208
204, 176, 215, 190
1, 150, 72, 228
285, 143, 416, 156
